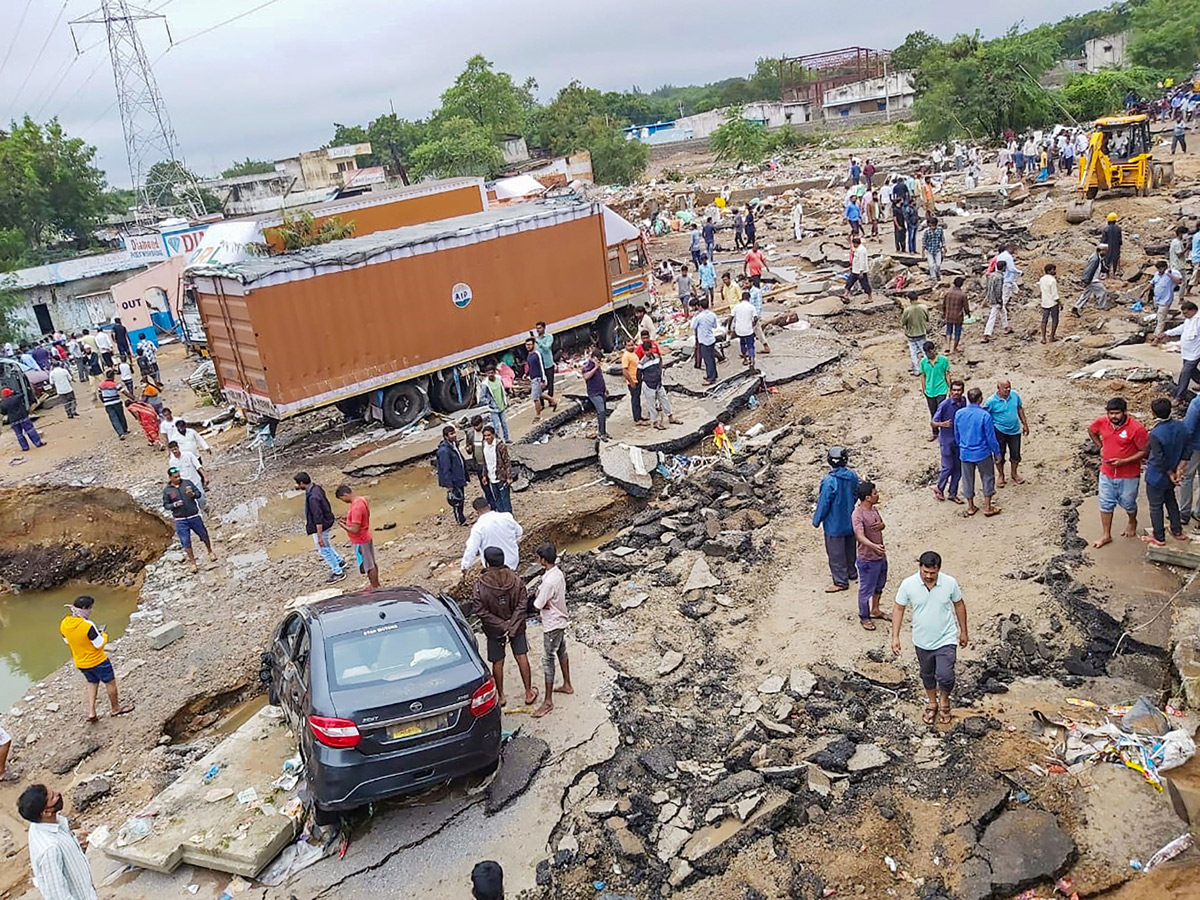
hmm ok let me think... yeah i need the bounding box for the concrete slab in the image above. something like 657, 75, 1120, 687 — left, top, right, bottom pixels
664, 356, 753, 398
485, 735, 550, 814
510, 437, 597, 479
103, 707, 297, 877
605, 378, 759, 455
756, 329, 842, 387
600, 442, 656, 498
794, 296, 844, 317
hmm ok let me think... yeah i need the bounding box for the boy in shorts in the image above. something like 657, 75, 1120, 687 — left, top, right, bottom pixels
59, 595, 134, 722
336, 484, 380, 590
472, 546, 537, 707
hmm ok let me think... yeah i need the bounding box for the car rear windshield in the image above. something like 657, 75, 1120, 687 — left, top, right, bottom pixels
326, 617, 467, 689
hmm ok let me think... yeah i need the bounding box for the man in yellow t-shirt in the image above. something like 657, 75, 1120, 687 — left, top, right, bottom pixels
60, 596, 134, 722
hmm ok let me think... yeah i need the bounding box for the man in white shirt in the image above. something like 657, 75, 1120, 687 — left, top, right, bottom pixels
636, 306, 655, 341
94, 329, 115, 368
460, 497, 523, 572
167, 440, 207, 500
531, 542, 572, 718
1038, 263, 1061, 344
48, 363, 77, 419
1154, 300, 1200, 401
844, 236, 872, 299
171, 419, 210, 460
748, 277, 771, 354
730, 293, 758, 368
995, 243, 1021, 306
18, 784, 98, 900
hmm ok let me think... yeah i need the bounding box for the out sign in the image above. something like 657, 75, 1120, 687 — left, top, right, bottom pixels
451, 283, 472, 309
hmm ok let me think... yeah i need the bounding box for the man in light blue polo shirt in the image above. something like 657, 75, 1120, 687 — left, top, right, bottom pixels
984, 379, 1029, 488
690, 298, 720, 384
891, 550, 968, 727
1146, 260, 1183, 337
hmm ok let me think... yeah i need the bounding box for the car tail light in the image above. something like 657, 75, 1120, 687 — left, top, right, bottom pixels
470, 678, 498, 717
309, 715, 361, 748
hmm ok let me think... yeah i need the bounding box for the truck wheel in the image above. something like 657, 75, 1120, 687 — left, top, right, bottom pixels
381, 382, 428, 429
430, 371, 475, 414
594, 313, 618, 353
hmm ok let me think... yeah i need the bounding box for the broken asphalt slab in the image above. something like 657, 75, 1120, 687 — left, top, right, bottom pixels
103, 707, 298, 877
485, 735, 550, 814
510, 437, 597, 480
599, 441, 656, 498
604, 377, 759, 455
976, 809, 1075, 896
754, 328, 841, 388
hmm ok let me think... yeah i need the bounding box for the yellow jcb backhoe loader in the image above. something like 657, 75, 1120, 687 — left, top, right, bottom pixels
1065, 114, 1174, 223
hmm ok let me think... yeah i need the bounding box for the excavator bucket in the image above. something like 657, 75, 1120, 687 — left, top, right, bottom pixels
1064, 199, 1094, 224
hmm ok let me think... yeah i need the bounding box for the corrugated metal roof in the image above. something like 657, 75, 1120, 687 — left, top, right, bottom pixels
9, 251, 147, 290
191, 199, 599, 286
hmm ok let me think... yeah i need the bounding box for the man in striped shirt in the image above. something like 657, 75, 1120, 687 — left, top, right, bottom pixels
18, 784, 97, 900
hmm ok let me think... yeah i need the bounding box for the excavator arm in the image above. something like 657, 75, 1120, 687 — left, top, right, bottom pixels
1078, 129, 1111, 193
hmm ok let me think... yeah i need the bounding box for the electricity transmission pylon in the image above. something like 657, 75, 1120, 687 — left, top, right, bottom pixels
71, 1, 205, 223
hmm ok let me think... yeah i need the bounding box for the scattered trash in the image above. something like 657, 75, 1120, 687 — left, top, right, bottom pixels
884, 855, 898, 873
257, 837, 327, 886
236, 787, 259, 804
115, 815, 152, 846
203, 763, 223, 784
1143, 832, 1193, 871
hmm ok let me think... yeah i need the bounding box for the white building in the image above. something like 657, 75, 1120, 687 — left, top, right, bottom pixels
821, 72, 916, 120
1083, 33, 1128, 73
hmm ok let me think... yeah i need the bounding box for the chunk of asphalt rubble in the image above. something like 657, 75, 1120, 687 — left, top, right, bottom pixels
682, 556, 721, 593
847, 743, 889, 773
658, 650, 685, 676
620, 592, 649, 610
485, 735, 550, 814
788, 667, 817, 697
638, 747, 678, 779
758, 674, 786, 694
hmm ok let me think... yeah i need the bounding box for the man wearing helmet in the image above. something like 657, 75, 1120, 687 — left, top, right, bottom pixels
1101, 213, 1123, 275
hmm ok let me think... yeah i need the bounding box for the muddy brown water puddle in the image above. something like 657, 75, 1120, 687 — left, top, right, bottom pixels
248, 465, 446, 560
0, 583, 139, 711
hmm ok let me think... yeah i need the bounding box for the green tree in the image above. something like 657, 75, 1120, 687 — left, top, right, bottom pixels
221, 157, 275, 178
0, 275, 23, 346
367, 114, 427, 183
892, 31, 943, 73
0, 117, 108, 249
913, 28, 1059, 143
577, 118, 647, 184
1128, 0, 1200, 72
535, 83, 647, 184
273, 210, 355, 251
410, 117, 504, 180
709, 108, 770, 162
436, 55, 535, 138
1061, 66, 1164, 119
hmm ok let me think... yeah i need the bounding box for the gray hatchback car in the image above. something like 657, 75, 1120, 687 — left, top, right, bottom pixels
260, 587, 501, 819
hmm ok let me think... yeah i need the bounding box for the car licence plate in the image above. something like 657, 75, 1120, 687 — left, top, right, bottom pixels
389, 712, 450, 740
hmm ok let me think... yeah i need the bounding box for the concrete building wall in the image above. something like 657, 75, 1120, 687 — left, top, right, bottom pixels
821, 72, 916, 120
1084, 33, 1128, 72
9, 270, 142, 340
501, 136, 531, 165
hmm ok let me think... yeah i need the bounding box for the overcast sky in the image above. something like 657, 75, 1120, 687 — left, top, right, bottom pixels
2, 0, 1102, 186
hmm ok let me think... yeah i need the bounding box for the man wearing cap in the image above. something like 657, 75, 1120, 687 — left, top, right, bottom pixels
1, 386, 45, 452
60, 594, 134, 722
812, 447, 860, 593
162, 466, 216, 573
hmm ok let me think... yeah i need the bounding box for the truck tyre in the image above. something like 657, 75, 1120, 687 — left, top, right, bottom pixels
380, 382, 428, 429
430, 371, 475, 414
594, 313, 618, 353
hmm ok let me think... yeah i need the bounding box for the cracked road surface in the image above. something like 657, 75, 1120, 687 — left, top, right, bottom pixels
102, 625, 618, 900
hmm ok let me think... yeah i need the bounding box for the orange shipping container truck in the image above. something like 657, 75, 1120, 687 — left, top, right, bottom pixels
187, 200, 629, 428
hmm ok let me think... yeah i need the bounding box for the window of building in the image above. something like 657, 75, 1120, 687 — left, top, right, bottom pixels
877, 100, 887, 111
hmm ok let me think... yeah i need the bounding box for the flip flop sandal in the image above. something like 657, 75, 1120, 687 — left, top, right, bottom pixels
860, 619, 876, 631
983, 507, 1003, 517
86, 715, 99, 723
948, 496, 965, 505
112, 704, 135, 717
962, 508, 977, 517
922, 705, 937, 726
938, 707, 953, 725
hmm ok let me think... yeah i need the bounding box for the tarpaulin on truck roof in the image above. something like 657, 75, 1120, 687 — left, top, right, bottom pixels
601, 205, 641, 246
188, 199, 599, 290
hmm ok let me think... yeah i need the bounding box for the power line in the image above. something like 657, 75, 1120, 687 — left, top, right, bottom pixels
50, 52, 110, 121
152, 0, 284, 64
10, 0, 72, 114
0, 0, 36, 83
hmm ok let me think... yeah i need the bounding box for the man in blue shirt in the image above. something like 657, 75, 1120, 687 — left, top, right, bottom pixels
984, 379, 1029, 488
932, 380, 966, 503
1146, 260, 1183, 336
698, 255, 716, 303
812, 447, 860, 593
845, 197, 862, 236
1143, 397, 1191, 546
690, 298, 720, 384
953, 387, 1001, 517
689, 225, 703, 269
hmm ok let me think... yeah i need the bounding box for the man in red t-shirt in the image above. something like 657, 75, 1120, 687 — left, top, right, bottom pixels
743, 244, 766, 280
335, 484, 379, 590
1087, 397, 1150, 549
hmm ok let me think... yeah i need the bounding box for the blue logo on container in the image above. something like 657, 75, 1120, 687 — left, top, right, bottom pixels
452, 283, 472, 308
